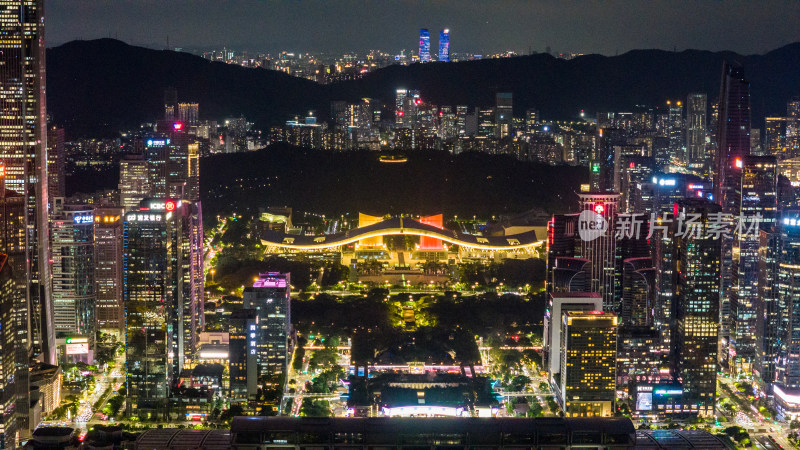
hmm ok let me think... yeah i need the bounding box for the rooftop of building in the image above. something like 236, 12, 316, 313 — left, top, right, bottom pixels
549, 291, 602, 299
635, 429, 731, 449
230, 417, 637, 446
134, 428, 230, 450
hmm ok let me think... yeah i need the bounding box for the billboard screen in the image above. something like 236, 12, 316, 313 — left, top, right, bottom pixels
66, 343, 89, 355
636, 392, 652, 411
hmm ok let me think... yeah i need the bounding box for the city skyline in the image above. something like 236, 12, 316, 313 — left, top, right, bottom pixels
47, 0, 800, 55
5, 0, 800, 447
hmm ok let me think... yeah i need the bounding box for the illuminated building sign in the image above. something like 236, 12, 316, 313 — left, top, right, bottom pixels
591, 163, 601, 173
73, 215, 93, 224
688, 184, 704, 190
653, 388, 682, 396
147, 200, 179, 211
173, 122, 183, 131
146, 138, 170, 147
253, 274, 288, 288
95, 215, 120, 223
652, 177, 676, 187
734, 157, 743, 169
783, 218, 800, 227
126, 213, 163, 222
593, 203, 605, 214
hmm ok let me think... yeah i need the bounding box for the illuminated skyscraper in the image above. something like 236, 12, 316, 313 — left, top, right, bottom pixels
438, 29, 450, 62
119, 154, 150, 213
715, 62, 751, 212
243, 273, 292, 380
50, 200, 95, 358
730, 156, 777, 374
419, 29, 431, 62
755, 228, 781, 385
765, 117, 790, 159
229, 309, 259, 408
0, 253, 28, 447
543, 292, 602, 384
672, 198, 720, 417
788, 98, 800, 156
395, 89, 408, 126
686, 93, 707, 166
578, 193, 619, 309
779, 212, 800, 389
495, 93, 513, 140
124, 199, 203, 419
178, 102, 199, 125
0, 0, 53, 369
46, 126, 65, 200
557, 311, 618, 417
667, 101, 684, 164
94, 206, 124, 335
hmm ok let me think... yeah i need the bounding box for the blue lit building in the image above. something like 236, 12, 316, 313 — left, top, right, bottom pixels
419, 29, 431, 62
438, 29, 450, 62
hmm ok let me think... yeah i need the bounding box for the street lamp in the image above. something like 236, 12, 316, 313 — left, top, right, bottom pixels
210, 269, 216, 283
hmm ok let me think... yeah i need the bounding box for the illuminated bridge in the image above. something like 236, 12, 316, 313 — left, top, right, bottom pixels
260, 217, 542, 252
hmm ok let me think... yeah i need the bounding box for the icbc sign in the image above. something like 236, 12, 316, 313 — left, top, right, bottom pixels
165, 200, 176, 211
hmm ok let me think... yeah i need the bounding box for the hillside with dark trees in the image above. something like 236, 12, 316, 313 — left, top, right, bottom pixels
47, 39, 800, 137
199, 145, 587, 218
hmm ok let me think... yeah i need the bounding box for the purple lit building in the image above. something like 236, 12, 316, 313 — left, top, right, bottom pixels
243, 273, 292, 379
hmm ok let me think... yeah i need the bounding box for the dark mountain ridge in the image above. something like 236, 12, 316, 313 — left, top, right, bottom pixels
47, 39, 800, 137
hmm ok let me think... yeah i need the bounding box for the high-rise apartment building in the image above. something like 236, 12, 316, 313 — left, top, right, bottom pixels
419, 29, 431, 62
438, 29, 450, 62
0, 0, 54, 367
243, 273, 292, 380
686, 94, 707, 166
557, 311, 618, 417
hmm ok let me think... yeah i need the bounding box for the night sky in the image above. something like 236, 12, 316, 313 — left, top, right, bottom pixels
47, 0, 800, 56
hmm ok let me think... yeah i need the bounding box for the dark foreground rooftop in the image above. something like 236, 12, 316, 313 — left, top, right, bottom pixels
126, 417, 733, 449
230, 417, 636, 448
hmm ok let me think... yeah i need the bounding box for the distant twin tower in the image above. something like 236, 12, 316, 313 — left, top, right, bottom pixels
419, 28, 449, 62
